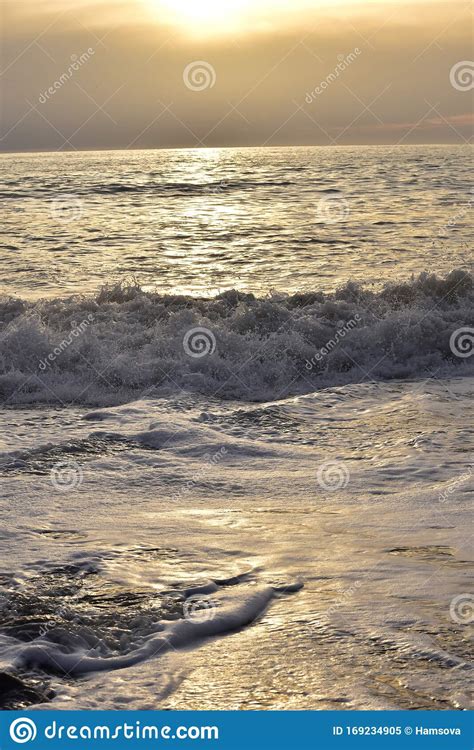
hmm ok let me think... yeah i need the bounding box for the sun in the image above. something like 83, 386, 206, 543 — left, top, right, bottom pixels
147, 0, 271, 34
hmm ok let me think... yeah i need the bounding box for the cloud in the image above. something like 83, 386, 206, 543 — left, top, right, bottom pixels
1, 0, 472, 151
354, 112, 474, 134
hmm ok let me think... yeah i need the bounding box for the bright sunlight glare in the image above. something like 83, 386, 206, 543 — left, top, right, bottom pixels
144, 0, 416, 36
146, 0, 287, 34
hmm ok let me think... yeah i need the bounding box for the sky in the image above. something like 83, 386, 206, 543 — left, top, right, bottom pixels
0, 0, 472, 151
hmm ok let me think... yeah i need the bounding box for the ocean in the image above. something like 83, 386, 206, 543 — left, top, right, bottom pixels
1, 145, 472, 299
0, 145, 472, 710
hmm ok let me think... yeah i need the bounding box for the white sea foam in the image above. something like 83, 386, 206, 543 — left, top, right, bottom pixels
14, 583, 301, 676
0, 376, 472, 709
0, 270, 472, 406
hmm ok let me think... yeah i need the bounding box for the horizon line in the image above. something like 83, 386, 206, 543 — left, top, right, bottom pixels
0, 142, 471, 157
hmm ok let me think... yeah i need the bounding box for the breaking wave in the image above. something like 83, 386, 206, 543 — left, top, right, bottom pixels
0, 270, 473, 406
